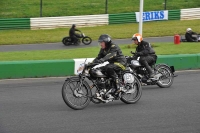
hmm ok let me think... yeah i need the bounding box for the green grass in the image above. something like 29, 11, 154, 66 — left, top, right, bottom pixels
0, 42, 199, 61
1, 20, 200, 45
0, 0, 200, 18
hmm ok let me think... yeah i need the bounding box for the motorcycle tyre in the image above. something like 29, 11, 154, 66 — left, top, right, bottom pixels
62, 37, 71, 46
62, 77, 92, 110
120, 77, 142, 104
82, 37, 92, 45
155, 65, 174, 88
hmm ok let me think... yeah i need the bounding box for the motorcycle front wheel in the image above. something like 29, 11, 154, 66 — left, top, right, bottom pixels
62, 77, 92, 110
82, 37, 92, 45
120, 77, 142, 104
155, 65, 174, 88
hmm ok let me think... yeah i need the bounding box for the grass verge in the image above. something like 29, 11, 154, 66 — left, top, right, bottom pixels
0, 42, 199, 61
0, 0, 199, 18
0, 20, 200, 45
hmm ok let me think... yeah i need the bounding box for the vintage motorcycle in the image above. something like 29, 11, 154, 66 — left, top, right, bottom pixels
62, 31, 92, 46
126, 52, 176, 88
62, 59, 142, 110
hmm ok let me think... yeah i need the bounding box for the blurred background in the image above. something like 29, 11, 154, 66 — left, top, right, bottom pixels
0, 0, 200, 18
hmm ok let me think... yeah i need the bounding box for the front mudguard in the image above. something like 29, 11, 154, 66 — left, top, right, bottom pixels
65, 76, 80, 81
65, 76, 92, 95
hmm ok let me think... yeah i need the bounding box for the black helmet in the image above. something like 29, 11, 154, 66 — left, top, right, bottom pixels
72, 24, 76, 28
98, 34, 111, 43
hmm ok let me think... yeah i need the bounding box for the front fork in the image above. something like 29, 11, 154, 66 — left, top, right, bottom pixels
73, 75, 87, 98
72, 75, 95, 99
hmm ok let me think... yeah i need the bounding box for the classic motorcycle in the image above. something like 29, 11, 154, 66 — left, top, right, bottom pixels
62, 59, 142, 110
126, 52, 176, 88
62, 31, 92, 46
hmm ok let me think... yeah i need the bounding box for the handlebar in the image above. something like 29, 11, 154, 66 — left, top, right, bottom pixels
87, 62, 100, 67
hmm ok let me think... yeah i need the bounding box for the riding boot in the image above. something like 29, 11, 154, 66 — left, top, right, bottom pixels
146, 65, 155, 78
142, 60, 155, 78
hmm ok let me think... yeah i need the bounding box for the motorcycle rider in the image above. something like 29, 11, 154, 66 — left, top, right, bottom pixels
132, 33, 157, 78
185, 28, 199, 42
69, 24, 81, 44
93, 34, 127, 95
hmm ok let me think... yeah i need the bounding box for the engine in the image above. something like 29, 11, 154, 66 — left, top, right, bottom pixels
96, 78, 106, 90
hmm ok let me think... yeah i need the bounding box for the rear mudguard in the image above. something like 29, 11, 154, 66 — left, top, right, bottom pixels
155, 64, 178, 77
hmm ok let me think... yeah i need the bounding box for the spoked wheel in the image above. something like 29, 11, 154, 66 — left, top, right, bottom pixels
62, 37, 71, 46
120, 77, 142, 104
82, 37, 92, 45
155, 65, 174, 88
62, 78, 92, 110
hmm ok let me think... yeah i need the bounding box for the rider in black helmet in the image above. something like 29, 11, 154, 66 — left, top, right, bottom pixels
93, 34, 127, 95
69, 24, 81, 44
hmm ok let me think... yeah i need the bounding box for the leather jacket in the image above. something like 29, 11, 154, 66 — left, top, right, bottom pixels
185, 31, 197, 42
95, 42, 127, 66
69, 27, 80, 37
135, 40, 156, 56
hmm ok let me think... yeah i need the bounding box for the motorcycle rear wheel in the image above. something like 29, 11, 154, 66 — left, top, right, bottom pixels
62, 37, 71, 46
120, 77, 142, 104
62, 78, 92, 110
155, 65, 174, 88
82, 37, 92, 45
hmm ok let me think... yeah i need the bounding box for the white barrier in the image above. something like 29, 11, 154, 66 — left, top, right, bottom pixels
181, 8, 200, 20
30, 14, 108, 29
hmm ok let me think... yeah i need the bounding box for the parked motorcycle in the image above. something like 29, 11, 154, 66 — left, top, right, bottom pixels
62, 31, 92, 46
62, 59, 142, 110
126, 52, 176, 88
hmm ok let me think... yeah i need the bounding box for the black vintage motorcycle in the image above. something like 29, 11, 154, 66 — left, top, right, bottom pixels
62, 31, 92, 46
126, 52, 176, 88
62, 60, 142, 110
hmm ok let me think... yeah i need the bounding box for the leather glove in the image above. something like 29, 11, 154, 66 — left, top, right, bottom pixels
93, 58, 104, 63
99, 58, 104, 63
135, 52, 143, 56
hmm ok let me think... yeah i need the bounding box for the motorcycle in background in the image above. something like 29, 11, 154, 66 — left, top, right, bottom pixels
62, 31, 92, 46
126, 52, 177, 88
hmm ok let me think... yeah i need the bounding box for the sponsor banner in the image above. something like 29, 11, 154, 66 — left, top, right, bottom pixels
135, 10, 168, 22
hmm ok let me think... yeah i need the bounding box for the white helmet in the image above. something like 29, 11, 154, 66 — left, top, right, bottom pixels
186, 28, 192, 32
132, 33, 143, 43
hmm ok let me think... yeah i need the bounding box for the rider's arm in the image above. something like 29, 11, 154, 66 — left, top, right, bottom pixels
191, 31, 197, 35
93, 49, 104, 63
75, 29, 80, 32
186, 33, 195, 42
101, 44, 117, 62
139, 43, 153, 56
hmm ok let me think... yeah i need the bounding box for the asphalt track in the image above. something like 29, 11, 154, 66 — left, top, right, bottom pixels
0, 70, 200, 133
0, 36, 174, 52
